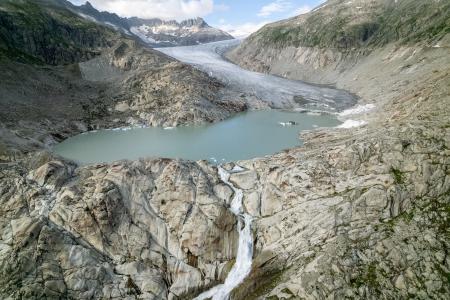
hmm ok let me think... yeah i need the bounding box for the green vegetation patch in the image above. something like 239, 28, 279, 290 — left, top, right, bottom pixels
253, 0, 450, 50
390, 167, 405, 184
0, 0, 118, 65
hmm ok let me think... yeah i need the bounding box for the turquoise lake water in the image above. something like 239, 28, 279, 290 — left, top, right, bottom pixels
53, 110, 340, 164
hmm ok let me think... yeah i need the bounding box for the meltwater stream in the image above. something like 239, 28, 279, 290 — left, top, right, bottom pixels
194, 166, 253, 300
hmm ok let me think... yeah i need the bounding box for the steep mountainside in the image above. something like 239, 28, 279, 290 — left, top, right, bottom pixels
0, 0, 119, 65
0, 0, 449, 299
228, 0, 450, 83
247, 0, 449, 49
71, 1, 234, 47
223, 0, 450, 299
0, 0, 245, 157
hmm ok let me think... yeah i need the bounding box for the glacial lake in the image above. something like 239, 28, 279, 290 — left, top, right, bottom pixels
54, 110, 341, 164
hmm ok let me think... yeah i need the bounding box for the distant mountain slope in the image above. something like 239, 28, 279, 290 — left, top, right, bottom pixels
228, 0, 450, 84
70, 1, 234, 47
242, 0, 449, 50
0, 0, 119, 65
127, 17, 234, 47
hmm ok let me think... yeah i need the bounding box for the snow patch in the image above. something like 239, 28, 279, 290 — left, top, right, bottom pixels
337, 120, 367, 129
339, 104, 375, 116
104, 22, 119, 30
76, 12, 98, 23
130, 26, 158, 44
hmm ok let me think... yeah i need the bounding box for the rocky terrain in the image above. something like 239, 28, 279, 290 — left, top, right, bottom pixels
71, 1, 234, 47
227, 0, 450, 84
224, 0, 450, 298
0, 0, 246, 158
0, 0, 449, 299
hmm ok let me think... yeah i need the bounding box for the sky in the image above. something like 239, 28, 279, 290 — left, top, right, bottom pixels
68, 0, 326, 37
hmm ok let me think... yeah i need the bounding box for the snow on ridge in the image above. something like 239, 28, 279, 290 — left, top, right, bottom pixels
130, 26, 158, 44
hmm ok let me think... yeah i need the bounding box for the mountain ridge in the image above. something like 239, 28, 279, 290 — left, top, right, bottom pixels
71, 0, 234, 47
227, 0, 450, 85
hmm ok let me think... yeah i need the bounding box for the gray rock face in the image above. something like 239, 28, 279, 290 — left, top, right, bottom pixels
232, 123, 449, 299
0, 1, 246, 158
70, 1, 234, 47
223, 0, 450, 298
128, 17, 234, 47
1, 157, 239, 299
0, 0, 449, 299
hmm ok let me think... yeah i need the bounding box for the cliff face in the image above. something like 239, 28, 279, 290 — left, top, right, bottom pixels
1, 157, 240, 299
224, 0, 450, 299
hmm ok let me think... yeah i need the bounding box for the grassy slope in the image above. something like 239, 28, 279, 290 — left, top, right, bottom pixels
251, 0, 450, 49
0, 0, 119, 65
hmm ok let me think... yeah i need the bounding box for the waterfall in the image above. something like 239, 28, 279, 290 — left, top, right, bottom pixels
194, 166, 254, 300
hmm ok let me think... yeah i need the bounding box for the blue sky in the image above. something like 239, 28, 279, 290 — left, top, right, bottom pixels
69, 0, 325, 37
206, 0, 324, 37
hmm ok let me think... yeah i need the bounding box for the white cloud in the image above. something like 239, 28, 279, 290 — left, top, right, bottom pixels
218, 21, 270, 38
71, 0, 218, 21
258, 0, 292, 17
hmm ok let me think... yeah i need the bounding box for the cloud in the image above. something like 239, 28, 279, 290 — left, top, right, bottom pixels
217, 21, 270, 38
70, 0, 218, 21
257, 0, 292, 17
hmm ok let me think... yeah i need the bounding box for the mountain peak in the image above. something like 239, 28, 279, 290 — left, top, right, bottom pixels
69, 1, 233, 47
83, 1, 94, 8
180, 17, 208, 28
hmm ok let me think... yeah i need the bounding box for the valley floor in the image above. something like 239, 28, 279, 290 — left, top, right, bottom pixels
0, 33, 449, 300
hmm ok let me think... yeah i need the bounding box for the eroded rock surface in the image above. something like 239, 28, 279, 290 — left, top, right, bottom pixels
0, 0, 247, 159
224, 0, 450, 297
1, 0, 449, 299
1, 157, 240, 299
